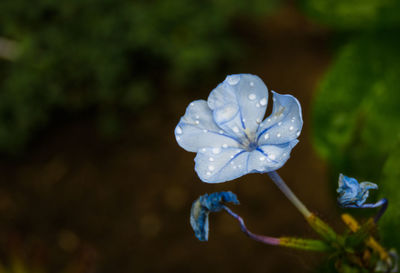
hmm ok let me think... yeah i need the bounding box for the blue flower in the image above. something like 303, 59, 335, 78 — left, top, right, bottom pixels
175, 74, 303, 183
337, 174, 378, 208
190, 191, 239, 241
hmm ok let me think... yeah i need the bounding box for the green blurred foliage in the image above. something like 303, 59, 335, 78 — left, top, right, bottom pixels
313, 33, 400, 181
300, 0, 400, 30
310, 0, 400, 256
0, 0, 279, 154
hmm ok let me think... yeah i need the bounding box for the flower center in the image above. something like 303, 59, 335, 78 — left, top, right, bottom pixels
247, 141, 258, 152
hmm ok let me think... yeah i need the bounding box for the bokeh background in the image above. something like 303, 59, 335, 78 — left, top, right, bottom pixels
0, 0, 399, 272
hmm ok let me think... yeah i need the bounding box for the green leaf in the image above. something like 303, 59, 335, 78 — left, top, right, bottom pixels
299, 0, 400, 30
312, 31, 400, 180
380, 146, 400, 249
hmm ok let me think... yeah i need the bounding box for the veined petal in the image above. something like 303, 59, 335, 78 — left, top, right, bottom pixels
257, 91, 303, 145
247, 140, 299, 173
194, 147, 249, 183
208, 74, 269, 141
175, 100, 240, 152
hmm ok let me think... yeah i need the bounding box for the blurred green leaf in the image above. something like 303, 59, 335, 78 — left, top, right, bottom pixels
299, 0, 400, 30
312, 32, 400, 181
380, 146, 400, 249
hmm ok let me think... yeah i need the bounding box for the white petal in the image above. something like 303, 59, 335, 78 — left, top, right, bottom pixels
207, 74, 269, 141
257, 91, 303, 145
247, 140, 299, 173
194, 147, 249, 183
175, 100, 240, 152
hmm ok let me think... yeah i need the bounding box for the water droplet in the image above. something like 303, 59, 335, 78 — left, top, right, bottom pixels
256, 118, 261, 124
273, 97, 276, 101
190, 102, 195, 107
259, 156, 265, 161
230, 155, 234, 159
206, 172, 211, 176
267, 118, 271, 122
201, 148, 206, 153
250, 82, 254, 87
208, 165, 215, 171
277, 133, 281, 138
227, 75, 240, 85
209, 157, 214, 162
264, 133, 269, 139
203, 129, 208, 133
291, 117, 296, 122
248, 93, 256, 100
195, 115, 200, 119
219, 130, 224, 134
259, 98, 267, 106
195, 120, 200, 125
242, 118, 246, 122
176, 136, 181, 140
270, 154, 276, 160
230, 161, 235, 165
233, 126, 239, 133
278, 122, 282, 126
296, 131, 300, 137
176, 126, 183, 134
212, 147, 221, 154
283, 153, 287, 156
289, 126, 294, 131
222, 144, 228, 148
256, 103, 260, 108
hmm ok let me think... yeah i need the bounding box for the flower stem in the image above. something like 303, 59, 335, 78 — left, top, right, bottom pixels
374, 198, 388, 223
267, 171, 338, 242
223, 206, 330, 251
267, 171, 311, 218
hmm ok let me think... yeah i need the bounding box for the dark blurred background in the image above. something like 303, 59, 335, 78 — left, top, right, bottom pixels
0, 0, 399, 272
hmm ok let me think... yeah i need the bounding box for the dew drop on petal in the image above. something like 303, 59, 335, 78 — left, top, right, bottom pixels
222, 144, 228, 148
195, 120, 200, 125
256, 118, 261, 124
233, 126, 240, 133
176, 136, 181, 140
264, 133, 269, 140
230, 155, 234, 159
277, 133, 281, 138
206, 172, 211, 176
283, 153, 287, 157
230, 161, 234, 165
259, 97, 267, 106
227, 75, 240, 85
250, 81, 254, 87
289, 126, 294, 131
242, 118, 246, 123
278, 122, 282, 126
270, 154, 276, 160
208, 165, 215, 171
259, 156, 265, 161
176, 126, 183, 134
201, 148, 206, 153
291, 117, 296, 122
267, 118, 271, 122
296, 131, 301, 137
248, 93, 256, 101
209, 157, 214, 162
203, 129, 208, 133
190, 102, 195, 107
195, 115, 200, 119
256, 103, 260, 108
219, 130, 224, 134
212, 147, 221, 154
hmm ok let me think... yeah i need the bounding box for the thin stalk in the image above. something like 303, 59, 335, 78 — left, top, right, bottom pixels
223, 206, 330, 251
267, 171, 311, 218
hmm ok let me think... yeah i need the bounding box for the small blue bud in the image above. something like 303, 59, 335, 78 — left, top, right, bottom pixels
190, 191, 239, 241
337, 173, 378, 208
